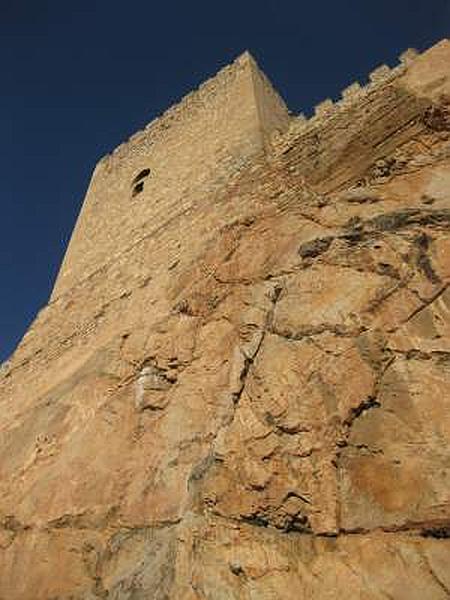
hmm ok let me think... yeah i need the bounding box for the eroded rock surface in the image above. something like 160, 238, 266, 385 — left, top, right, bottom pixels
1, 39, 449, 599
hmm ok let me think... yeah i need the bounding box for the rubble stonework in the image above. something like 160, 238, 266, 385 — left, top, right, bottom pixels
1, 39, 449, 599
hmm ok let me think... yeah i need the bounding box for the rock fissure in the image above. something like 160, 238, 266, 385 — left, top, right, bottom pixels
2, 39, 450, 599
400, 283, 449, 327
420, 551, 450, 597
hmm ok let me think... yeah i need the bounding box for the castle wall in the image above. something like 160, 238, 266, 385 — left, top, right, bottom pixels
1, 39, 450, 599
273, 39, 450, 194
51, 52, 290, 300
5, 40, 449, 387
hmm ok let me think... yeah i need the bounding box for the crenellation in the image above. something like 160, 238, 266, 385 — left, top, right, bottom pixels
4, 39, 448, 349
369, 64, 392, 82
341, 81, 363, 101
2, 38, 450, 598
272, 41, 437, 156
399, 48, 419, 65
272, 38, 450, 194
314, 98, 334, 117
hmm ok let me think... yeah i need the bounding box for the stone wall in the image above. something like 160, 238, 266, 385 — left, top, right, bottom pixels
272, 39, 450, 193
50, 52, 289, 300
1, 38, 449, 600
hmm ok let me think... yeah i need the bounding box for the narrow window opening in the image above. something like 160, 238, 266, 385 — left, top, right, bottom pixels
132, 168, 151, 185
131, 168, 151, 199
132, 181, 145, 197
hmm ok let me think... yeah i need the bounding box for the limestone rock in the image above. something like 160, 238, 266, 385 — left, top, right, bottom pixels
1, 39, 450, 599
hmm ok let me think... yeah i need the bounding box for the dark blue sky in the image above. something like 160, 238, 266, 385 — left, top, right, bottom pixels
2, 0, 449, 362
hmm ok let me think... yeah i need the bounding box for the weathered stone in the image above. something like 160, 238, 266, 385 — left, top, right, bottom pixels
340, 356, 450, 532
1, 38, 450, 599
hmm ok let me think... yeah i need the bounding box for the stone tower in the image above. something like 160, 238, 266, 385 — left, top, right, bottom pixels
1, 40, 450, 599
51, 52, 290, 300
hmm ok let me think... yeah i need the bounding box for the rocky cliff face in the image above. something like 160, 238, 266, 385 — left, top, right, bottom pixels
1, 40, 450, 599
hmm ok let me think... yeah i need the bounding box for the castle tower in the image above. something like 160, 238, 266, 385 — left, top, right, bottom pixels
51, 52, 290, 300
1, 40, 450, 599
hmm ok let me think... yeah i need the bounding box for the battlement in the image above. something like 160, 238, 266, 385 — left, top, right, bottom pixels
279, 39, 449, 150
50, 38, 449, 302
282, 46, 421, 145
2, 32, 450, 600
271, 38, 450, 195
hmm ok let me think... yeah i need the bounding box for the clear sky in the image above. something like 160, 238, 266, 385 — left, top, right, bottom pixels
2, 0, 449, 362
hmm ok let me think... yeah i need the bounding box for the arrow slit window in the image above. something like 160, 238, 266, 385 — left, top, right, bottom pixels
131, 168, 151, 197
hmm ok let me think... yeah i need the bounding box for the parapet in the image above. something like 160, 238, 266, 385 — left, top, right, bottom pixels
276, 40, 449, 151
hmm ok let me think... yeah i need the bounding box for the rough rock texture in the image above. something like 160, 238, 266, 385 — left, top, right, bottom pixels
1, 39, 450, 599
